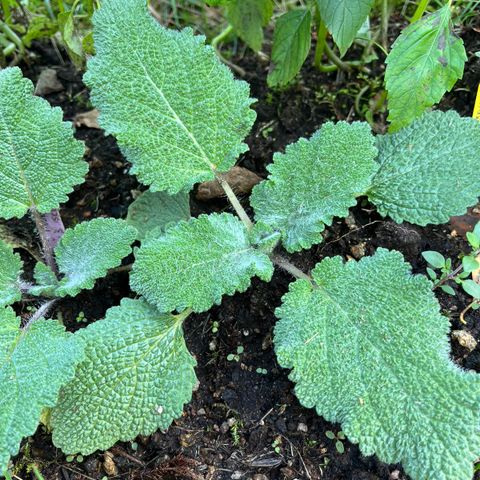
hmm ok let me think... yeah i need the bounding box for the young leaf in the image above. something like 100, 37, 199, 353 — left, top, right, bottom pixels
130, 213, 274, 313
51, 298, 196, 455
0, 240, 23, 307
29, 262, 59, 297
0, 67, 87, 220
274, 249, 480, 480
267, 9, 312, 87
467, 232, 480, 249
126, 190, 190, 241
440, 284, 455, 295
0, 307, 83, 474
55, 218, 137, 297
462, 280, 480, 299
84, 0, 256, 194
368, 111, 480, 226
422, 251, 445, 269
315, 0, 375, 56
251, 122, 378, 253
462, 256, 479, 274
226, 0, 273, 52
385, 5, 467, 131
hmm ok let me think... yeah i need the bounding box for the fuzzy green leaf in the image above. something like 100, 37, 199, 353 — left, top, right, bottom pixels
84, 0, 256, 194
51, 298, 196, 455
131, 213, 274, 313
0, 307, 83, 473
226, 0, 273, 52
126, 189, 190, 241
385, 5, 466, 131
267, 9, 312, 87
29, 262, 59, 297
0, 240, 23, 307
55, 218, 137, 297
274, 249, 480, 480
0, 67, 87, 220
368, 111, 480, 226
250, 122, 378, 253
316, 0, 375, 56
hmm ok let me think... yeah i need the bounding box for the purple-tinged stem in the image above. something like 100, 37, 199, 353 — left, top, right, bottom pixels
43, 209, 65, 249
30, 207, 61, 275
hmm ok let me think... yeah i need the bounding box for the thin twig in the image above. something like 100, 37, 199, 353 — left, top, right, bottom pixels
30, 208, 58, 275
22, 299, 57, 331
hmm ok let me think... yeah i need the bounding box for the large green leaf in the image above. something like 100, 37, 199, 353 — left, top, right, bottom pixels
0, 307, 83, 474
316, 0, 375, 56
274, 249, 480, 480
0, 67, 87, 220
250, 122, 378, 253
368, 111, 480, 226
51, 298, 197, 455
225, 0, 273, 52
385, 5, 466, 131
0, 240, 23, 307
84, 0, 256, 194
130, 213, 274, 313
126, 189, 190, 241
55, 218, 137, 297
267, 9, 312, 87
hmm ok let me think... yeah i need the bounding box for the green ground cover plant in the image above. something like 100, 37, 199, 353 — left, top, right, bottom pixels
207, 0, 469, 130
0, 0, 479, 479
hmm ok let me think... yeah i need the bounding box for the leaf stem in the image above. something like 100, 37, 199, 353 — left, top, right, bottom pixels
31, 207, 59, 275
271, 254, 313, 282
22, 299, 57, 331
313, 11, 328, 69
411, 0, 430, 23
216, 173, 254, 230
211, 24, 234, 50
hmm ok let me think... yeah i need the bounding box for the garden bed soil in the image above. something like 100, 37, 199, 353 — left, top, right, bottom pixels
7, 14, 480, 480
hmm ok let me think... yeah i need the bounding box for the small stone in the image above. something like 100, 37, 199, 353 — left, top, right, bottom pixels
253, 475, 268, 480
34, 68, 64, 96
103, 452, 118, 476
231, 471, 243, 480
389, 470, 401, 480
227, 417, 236, 427
452, 330, 477, 352
197, 408, 206, 416
220, 421, 230, 434
73, 109, 101, 129
350, 242, 366, 259
297, 422, 308, 433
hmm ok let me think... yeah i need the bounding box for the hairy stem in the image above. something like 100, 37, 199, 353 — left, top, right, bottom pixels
22, 299, 57, 331
216, 173, 254, 230
271, 254, 313, 282
31, 208, 59, 274
43, 209, 65, 248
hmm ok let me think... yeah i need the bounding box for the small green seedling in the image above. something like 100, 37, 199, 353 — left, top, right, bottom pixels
325, 430, 346, 454
422, 221, 480, 322
227, 346, 244, 362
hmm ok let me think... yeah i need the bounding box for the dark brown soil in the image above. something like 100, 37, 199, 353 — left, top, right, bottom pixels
9, 13, 480, 480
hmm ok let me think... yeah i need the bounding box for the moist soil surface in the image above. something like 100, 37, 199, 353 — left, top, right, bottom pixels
7, 14, 480, 480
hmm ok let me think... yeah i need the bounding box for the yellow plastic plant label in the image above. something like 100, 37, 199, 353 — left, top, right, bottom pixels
473, 84, 480, 121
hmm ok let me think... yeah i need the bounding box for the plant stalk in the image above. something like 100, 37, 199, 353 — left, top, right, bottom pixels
22, 299, 57, 331
411, 0, 430, 23
31, 208, 59, 274
314, 13, 328, 69
216, 173, 254, 230
271, 254, 313, 282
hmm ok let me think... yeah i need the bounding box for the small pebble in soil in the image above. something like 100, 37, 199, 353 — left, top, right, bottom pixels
297, 422, 308, 433
452, 329, 477, 352
231, 470, 243, 479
